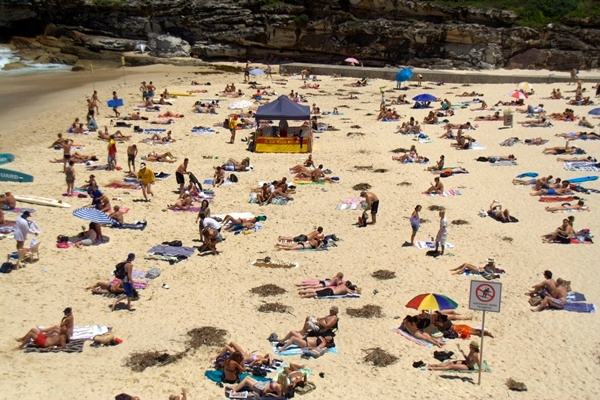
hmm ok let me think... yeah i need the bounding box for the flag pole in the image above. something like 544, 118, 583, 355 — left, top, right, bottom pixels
121, 56, 126, 85
90, 62, 95, 91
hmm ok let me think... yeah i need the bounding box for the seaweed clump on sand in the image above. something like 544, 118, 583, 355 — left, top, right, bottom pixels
258, 302, 292, 313
250, 284, 287, 297
346, 304, 383, 319
363, 347, 398, 367
372, 270, 396, 280
353, 183, 371, 191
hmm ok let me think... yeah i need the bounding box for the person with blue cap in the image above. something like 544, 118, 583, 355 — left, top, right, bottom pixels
112, 253, 136, 312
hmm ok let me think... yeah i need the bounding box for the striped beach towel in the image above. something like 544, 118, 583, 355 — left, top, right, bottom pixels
425, 189, 461, 197
392, 328, 433, 347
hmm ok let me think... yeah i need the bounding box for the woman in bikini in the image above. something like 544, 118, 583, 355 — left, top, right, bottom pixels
298, 281, 359, 299
428, 341, 481, 371
226, 374, 287, 398
144, 151, 177, 162
488, 200, 511, 221
275, 237, 324, 251
221, 352, 244, 384
214, 341, 272, 368
450, 258, 501, 277
276, 333, 334, 352
86, 280, 124, 295
401, 315, 444, 348
545, 199, 588, 212
296, 272, 344, 290
222, 157, 250, 171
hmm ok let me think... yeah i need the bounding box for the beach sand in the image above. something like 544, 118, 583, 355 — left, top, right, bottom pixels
0, 62, 599, 399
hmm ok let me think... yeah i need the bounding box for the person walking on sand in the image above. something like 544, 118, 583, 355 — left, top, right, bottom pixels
176, 158, 190, 197
435, 209, 448, 256
112, 253, 136, 312
91, 90, 100, 116
266, 63, 273, 80
136, 162, 155, 202
59, 138, 73, 173
107, 134, 117, 170
409, 205, 421, 246
229, 115, 238, 144
112, 91, 120, 117
65, 160, 75, 196
127, 144, 138, 173
417, 74, 423, 87
359, 191, 379, 226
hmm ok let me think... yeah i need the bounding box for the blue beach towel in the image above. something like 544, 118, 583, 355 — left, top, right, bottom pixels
517, 172, 538, 178
563, 302, 596, 313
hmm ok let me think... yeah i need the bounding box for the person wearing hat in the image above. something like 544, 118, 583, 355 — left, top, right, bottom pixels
428, 341, 481, 371
112, 253, 136, 312
450, 258, 501, 276
136, 162, 155, 202
14, 210, 39, 251
43, 307, 75, 337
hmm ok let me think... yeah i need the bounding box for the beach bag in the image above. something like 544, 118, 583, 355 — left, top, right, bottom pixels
145, 267, 161, 279
229, 174, 238, 183
115, 394, 133, 400
94, 332, 115, 345
251, 366, 266, 377
433, 350, 454, 362
0, 262, 14, 274
57, 235, 69, 243
114, 262, 127, 280
295, 381, 316, 395
443, 329, 458, 339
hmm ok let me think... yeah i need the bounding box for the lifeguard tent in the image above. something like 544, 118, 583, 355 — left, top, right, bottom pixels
252, 95, 312, 153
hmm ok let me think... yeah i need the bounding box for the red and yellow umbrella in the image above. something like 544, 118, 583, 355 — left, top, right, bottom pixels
405, 293, 458, 311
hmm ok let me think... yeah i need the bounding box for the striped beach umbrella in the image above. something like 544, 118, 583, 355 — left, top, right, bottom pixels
72, 207, 116, 225
405, 293, 458, 311
508, 90, 528, 99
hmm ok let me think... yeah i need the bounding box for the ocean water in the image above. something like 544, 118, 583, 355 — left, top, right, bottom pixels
0, 44, 71, 76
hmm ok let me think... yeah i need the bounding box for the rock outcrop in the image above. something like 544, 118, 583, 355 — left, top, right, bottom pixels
0, 0, 598, 71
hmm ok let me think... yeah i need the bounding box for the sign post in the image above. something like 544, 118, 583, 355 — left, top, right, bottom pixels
469, 280, 502, 385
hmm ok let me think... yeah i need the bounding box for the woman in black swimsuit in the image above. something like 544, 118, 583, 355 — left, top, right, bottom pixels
428, 341, 480, 371
86, 281, 123, 295
275, 237, 324, 251
276, 334, 334, 352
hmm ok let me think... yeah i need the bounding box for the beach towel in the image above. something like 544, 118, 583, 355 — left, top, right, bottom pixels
139, 128, 167, 134
415, 241, 454, 249
448, 360, 492, 373
516, 172, 538, 178
336, 203, 366, 210
563, 302, 596, 313
213, 212, 255, 221
294, 179, 325, 185
86, 164, 109, 171
71, 325, 109, 340
170, 206, 202, 212
315, 293, 360, 299
466, 142, 486, 150
489, 161, 517, 167
191, 128, 215, 134
392, 328, 433, 347
110, 222, 147, 230
524, 139, 549, 146
109, 278, 149, 290
567, 292, 587, 302
23, 339, 86, 353
272, 343, 337, 357
425, 189, 461, 197
205, 371, 271, 384
148, 245, 195, 258
539, 196, 575, 202
487, 212, 519, 223
564, 162, 600, 172
3, 207, 35, 214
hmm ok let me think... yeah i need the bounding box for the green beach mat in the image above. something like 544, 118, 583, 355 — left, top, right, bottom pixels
0, 153, 15, 165
0, 168, 34, 183
444, 360, 491, 373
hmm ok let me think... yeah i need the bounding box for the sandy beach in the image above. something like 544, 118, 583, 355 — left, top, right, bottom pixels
0, 62, 599, 399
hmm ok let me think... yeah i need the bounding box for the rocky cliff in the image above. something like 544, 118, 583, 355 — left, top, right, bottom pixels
0, 0, 598, 71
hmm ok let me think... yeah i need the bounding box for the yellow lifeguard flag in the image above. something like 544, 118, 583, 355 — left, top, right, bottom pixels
121, 56, 125, 66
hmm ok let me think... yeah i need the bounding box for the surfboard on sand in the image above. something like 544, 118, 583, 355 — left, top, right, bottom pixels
107, 98, 124, 108
14, 195, 70, 208
0, 153, 15, 165
168, 92, 195, 97
0, 168, 34, 183
569, 176, 598, 184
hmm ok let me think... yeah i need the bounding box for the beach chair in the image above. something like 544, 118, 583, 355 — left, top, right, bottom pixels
6, 241, 41, 268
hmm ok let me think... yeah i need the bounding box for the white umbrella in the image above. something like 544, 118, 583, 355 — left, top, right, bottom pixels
249, 68, 265, 76
228, 100, 254, 110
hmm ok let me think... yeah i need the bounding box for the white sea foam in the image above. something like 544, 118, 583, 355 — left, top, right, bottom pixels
0, 45, 71, 75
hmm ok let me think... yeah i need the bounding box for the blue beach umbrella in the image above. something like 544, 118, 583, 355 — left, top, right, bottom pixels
588, 108, 600, 116
72, 207, 116, 225
412, 93, 437, 102
396, 68, 413, 82
249, 68, 265, 76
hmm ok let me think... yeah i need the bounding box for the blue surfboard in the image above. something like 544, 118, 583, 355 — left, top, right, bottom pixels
0, 153, 15, 165
569, 176, 598, 184
107, 98, 124, 108
0, 168, 34, 183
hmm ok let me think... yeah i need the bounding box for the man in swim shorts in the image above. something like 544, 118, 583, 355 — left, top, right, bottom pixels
531, 278, 568, 312
360, 191, 379, 225
176, 158, 190, 197
17, 329, 69, 349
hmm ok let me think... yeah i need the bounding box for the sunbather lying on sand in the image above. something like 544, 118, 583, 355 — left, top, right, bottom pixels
474, 111, 501, 121
279, 227, 324, 244
150, 118, 175, 125
120, 112, 148, 121
290, 155, 315, 174
294, 164, 337, 183
434, 314, 494, 338
143, 151, 177, 162
477, 155, 516, 162
487, 200, 511, 221
222, 157, 250, 171
338, 94, 359, 100
98, 128, 130, 142
555, 131, 600, 140
297, 272, 344, 290
557, 155, 597, 162
297, 281, 360, 298
167, 193, 192, 211
158, 111, 184, 118
214, 341, 272, 367
276, 332, 334, 352
458, 91, 483, 97
225, 375, 285, 398
518, 119, 552, 127
51, 153, 98, 163
141, 131, 176, 144
276, 237, 324, 251
400, 315, 444, 347
545, 199, 588, 212
428, 341, 480, 371
444, 122, 472, 130
86, 280, 124, 295
16, 329, 69, 350
543, 142, 585, 155
222, 215, 258, 231
530, 185, 573, 196
450, 257, 502, 276
106, 180, 141, 189
512, 175, 552, 187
